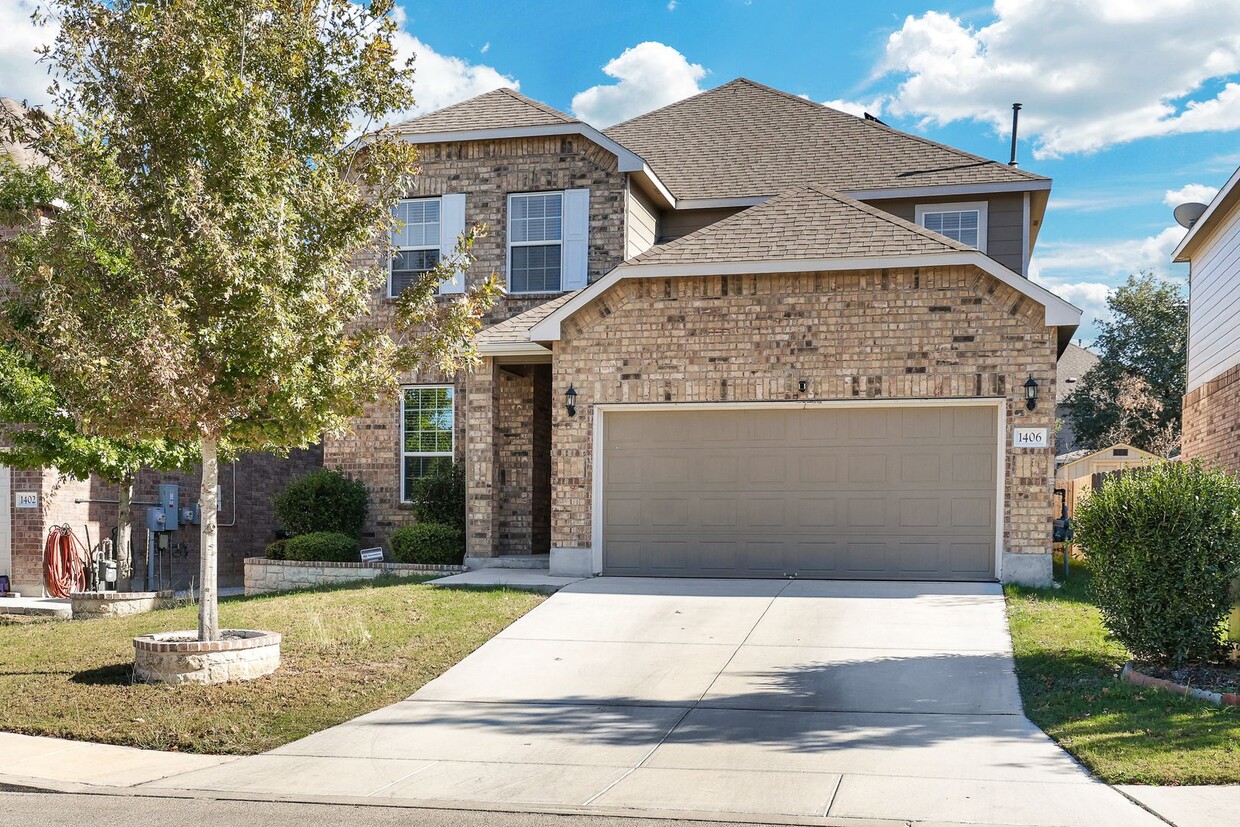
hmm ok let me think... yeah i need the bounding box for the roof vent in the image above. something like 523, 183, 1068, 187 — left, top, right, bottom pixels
864, 112, 886, 125
1008, 103, 1022, 166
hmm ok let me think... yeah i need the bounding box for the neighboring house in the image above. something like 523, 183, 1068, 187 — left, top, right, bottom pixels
1055, 443, 1161, 519
324, 78, 1081, 586
1054, 343, 1099, 454
0, 98, 320, 596
1176, 166, 1240, 473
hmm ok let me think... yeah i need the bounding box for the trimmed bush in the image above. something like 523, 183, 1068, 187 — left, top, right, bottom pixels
264, 538, 289, 560
408, 462, 465, 533
1074, 461, 1240, 665
273, 469, 369, 538
282, 531, 360, 563
390, 522, 464, 567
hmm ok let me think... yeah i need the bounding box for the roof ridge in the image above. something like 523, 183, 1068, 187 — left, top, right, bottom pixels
851, 111, 1047, 183
605, 78, 749, 133
495, 87, 578, 123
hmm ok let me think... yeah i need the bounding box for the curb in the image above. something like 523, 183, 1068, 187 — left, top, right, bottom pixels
1121, 661, 1240, 707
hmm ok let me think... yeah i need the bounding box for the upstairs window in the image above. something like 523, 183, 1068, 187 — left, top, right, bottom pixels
508, 192, 564, 293
391, 198, 442, 296
915, 202, 988, 251
401, 385, 454, 501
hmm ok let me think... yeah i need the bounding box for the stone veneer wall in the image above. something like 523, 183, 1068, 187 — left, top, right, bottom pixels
546, 265, 1059, 583
244, 558, 465, 595
1182, 362, 1240, 473
325, 135, 627, 550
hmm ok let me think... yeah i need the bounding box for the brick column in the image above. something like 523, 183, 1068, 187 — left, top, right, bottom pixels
465, 359, 501, 558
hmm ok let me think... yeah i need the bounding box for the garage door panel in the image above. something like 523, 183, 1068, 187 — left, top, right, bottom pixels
601, 407, 997, 580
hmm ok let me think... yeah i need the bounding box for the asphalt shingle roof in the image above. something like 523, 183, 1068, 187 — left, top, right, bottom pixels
604, 78, 1047, 200
475, 292, 579, 347
624, 184, 972, 268
1056, 343, 1100, 402
389, 88, 577, 136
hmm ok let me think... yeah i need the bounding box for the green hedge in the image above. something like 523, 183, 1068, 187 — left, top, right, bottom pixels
390, 523, 463, 567
264, 538, 289, 560
1074, 461, 1240, 665
408, 462, 465, 533
281, 531, 360, 563
273, 469, 369, 538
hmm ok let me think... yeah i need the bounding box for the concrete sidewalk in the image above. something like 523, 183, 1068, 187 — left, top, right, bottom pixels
0, 732, 236, 788
136, 578, 1173, 826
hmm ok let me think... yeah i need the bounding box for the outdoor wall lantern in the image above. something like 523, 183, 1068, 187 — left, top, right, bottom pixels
1023, 376, 1039, 412
565, 384, 578, 417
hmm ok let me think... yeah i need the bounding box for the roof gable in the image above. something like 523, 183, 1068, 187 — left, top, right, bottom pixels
627, 184, 970, 268
604, 78, 1047, 201
389, 88, 577, 136
1055, 343, 1099, 402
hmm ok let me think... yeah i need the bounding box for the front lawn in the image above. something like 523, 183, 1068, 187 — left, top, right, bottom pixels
0, 579, 543, 754
1005, 560, 1240, 784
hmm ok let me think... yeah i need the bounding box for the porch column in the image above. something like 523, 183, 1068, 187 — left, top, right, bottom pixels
465, 358, 501, 558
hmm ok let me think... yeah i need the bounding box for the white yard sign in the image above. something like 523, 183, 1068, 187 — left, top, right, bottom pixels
1012, 427, 1049, 449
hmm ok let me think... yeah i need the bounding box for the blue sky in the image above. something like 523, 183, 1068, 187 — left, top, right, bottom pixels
4, 0, 1239, 343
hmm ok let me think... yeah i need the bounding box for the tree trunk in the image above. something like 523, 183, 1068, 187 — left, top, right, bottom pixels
117, 477, 133, 588
198, 437, 219, 642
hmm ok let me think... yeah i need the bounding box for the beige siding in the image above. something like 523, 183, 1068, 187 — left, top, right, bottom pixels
867, 193, 1027, 275
625, 181, 659, 258
1186, 199, 1240, 391
660, 207, 745, 241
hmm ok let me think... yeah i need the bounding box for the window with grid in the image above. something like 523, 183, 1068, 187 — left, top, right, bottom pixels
401, 386, 454, 501
919, 208, 982, 249
390, 198, 441, 296
508, 192, 563, 293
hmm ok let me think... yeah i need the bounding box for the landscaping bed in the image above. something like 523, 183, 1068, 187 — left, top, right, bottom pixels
1005, 560, 1240, 785
0, 577, 543, 754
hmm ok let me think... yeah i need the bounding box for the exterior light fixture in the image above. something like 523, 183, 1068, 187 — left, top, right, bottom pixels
1023, 376, 1039, 412
565, 384, 578, 417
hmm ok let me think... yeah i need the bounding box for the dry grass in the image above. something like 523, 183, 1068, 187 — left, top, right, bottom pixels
0, 578, 543, 754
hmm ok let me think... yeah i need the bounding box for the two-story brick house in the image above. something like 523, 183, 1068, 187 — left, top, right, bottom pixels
326, 79, 1080, 587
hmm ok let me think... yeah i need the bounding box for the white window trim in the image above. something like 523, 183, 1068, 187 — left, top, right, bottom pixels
506, 190, 564, 294
915, 201, 988, 252
389, 197, 442, 299
399, 384, 455, 503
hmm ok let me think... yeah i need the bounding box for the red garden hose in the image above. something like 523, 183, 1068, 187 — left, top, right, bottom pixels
44, 525, 87, 598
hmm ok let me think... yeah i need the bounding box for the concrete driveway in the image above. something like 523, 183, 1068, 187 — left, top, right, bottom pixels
150, 578, 1163, 825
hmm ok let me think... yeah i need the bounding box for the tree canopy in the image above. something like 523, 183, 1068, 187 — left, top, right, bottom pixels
1064, 272, 1187, 456
0, 0, 498, 640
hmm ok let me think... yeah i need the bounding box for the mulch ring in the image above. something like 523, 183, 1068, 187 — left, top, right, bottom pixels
1123, 660, 1240, 707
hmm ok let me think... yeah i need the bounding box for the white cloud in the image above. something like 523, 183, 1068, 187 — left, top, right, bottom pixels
571, 42, 706, 127
1030, 226, 1188, 339
823, 98, 884, 119
380, 7, 516, 125
667, 0, 678, 10
1163, 183, 1219, 208
480, 42, 490, 55
877, 0, 1240, 158
0, 1, 56, 106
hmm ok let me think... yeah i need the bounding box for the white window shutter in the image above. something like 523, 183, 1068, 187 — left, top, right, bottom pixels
438, 194, 467, 294
561, 188, 590, 291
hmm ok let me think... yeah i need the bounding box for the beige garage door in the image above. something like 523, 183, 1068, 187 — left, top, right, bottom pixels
601, 405, 998, 580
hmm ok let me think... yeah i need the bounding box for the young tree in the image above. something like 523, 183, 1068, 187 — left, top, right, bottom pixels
0, 346, 197, 584
0, 0, 497, 642
1064, 272, 1187, 454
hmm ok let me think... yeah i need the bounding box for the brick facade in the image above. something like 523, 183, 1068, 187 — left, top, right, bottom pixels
325, 136, 626, 550
545, 266, 1058, 581
1182, 362, 1240, 473
4, 447, 321, 595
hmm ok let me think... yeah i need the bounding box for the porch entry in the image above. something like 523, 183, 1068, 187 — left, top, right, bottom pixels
598, 403, 1001, 580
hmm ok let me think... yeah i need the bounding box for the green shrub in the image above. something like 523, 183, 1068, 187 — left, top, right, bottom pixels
265, 538, 289, 560
408, 461, 465, 533
273, 469, 369, 538
282, 531, 360, 563
390, 522, 464, 566
1074, 461, 1240, 665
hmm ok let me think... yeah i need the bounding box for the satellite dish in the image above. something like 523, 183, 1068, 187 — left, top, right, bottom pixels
1174, 202, 1208, 229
